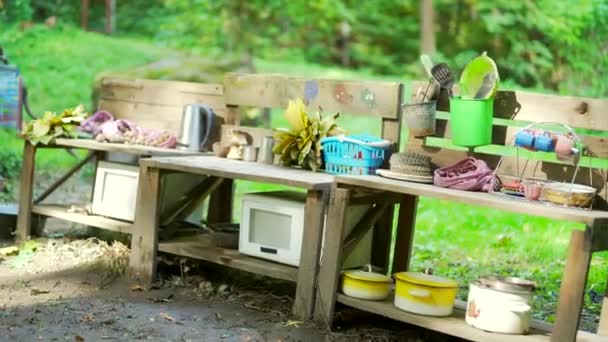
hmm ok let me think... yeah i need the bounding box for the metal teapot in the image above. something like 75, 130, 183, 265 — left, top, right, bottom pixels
177, 104, 216, 151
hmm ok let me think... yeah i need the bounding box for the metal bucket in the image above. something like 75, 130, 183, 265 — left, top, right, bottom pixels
403, 101, 436, 137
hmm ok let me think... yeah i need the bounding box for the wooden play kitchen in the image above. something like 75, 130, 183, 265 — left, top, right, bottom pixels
313, 57, 608, 341
14, 62, 608, 341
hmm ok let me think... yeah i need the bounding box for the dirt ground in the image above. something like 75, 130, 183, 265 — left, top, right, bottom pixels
0, 238, 459, 342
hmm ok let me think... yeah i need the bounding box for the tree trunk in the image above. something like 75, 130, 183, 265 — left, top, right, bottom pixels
420, 0, 436, 54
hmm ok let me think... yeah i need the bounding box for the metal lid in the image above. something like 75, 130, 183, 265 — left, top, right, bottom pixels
479, 276, 536, 293
394, 271, 458, 288
343, 270, 392, 284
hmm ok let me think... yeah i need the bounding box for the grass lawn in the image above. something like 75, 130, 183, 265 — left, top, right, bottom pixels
1, 23, 606, 327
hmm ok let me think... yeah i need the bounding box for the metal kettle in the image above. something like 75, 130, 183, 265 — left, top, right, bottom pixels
177, 104, 216, 151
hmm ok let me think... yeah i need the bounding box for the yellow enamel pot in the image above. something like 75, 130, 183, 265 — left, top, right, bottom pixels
394, 272, 458, 316
341, 270, 392, 301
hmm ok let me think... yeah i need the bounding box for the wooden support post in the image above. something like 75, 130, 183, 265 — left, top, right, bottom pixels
595, 219, 608, 336
208, 179, 234, 224
314, 188, 350, 327
81, 0, 89, 31
599, 296, 608, 336
34, 151, 95, 204
105, 0, 115, 34
129, 165, 161, 288
16, 142, 36, 242
551, 228, 593, 342
392, 194, 418, 272
293, 189, 326, 320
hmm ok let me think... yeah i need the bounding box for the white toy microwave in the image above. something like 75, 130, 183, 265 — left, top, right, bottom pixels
239, 191, 372, 267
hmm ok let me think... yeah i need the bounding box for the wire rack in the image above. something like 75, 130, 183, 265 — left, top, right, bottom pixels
489, 122, 598, 210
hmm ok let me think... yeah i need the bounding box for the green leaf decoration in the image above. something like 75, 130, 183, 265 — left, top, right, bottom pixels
22, 104, 89, 145
273, 97, 345, 171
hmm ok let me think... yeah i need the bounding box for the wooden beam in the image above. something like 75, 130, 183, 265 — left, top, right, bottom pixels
16, 142, 36, 242
160, 176, 223, 225
343, 202, 390, 262
314, 188, 351, 327
105, 0, 115, 35
596, 219, 608, 336
590, 219, 608, 252
371, 204, 394, 271
392, 194, 418, 272
599, 297, 608, 336
293, 189, 327, 320
34, 151, 95, 204
129, 165, 162, 287
81, 0, 89, 31
158, 238, 298, 282
207, 179, 234, 224
348, 188, 402, 205
551, 228, 593, 342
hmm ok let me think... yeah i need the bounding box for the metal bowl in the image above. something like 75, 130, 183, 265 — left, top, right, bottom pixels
479, 276, 536, 293
543, 183, 596, 207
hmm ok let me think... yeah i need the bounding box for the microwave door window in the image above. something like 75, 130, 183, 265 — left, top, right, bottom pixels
249, 208, 292, 250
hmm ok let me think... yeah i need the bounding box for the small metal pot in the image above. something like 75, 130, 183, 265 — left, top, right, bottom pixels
242, 145, 258, 162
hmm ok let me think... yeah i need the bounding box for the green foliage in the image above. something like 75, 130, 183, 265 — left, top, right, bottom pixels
0, 146, 22, 180
21, 105, 87, 145
3, 0, 605, 97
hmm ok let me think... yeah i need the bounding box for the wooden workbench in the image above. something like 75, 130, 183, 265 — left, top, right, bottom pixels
314, 175, 608, 342
129, 156, 335, 320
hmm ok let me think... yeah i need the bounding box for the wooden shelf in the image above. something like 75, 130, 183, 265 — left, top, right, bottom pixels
32, 204, 132, 233
336, 294, 604, 342
46, 138, 213, 156
336, 175, 608, 225
158, 236, 298, 282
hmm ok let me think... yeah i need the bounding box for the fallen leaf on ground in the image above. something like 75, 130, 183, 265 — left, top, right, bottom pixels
130, 285, 144, 292
0, 246, 18, 256
30, 288, 50, 295
159, 312, 183, 325
75, 336, 85, 342
281, 320, 303, 328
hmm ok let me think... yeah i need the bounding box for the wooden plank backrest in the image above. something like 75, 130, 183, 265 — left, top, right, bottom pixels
221, 73, 404, 147
97, 77, 226, 135
403, 86, 608, 209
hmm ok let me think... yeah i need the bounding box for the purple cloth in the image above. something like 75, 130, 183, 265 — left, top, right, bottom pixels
81, 111, 177, 148
433, 157, 497, 192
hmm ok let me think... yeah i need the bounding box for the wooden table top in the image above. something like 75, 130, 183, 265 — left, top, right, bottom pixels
141, 156, 335, 190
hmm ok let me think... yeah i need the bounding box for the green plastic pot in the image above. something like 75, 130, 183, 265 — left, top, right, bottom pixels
449, 97, 494, 147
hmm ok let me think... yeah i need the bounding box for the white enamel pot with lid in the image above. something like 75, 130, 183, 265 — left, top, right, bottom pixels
466, 276, 536, 335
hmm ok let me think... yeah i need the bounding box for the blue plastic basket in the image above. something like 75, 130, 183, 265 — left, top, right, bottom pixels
321, 134, 392, 175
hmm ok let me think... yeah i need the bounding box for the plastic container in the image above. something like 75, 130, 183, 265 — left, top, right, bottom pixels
403, 101, 436, 137
321, 134, 392, 175
449, 97, 494, 147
